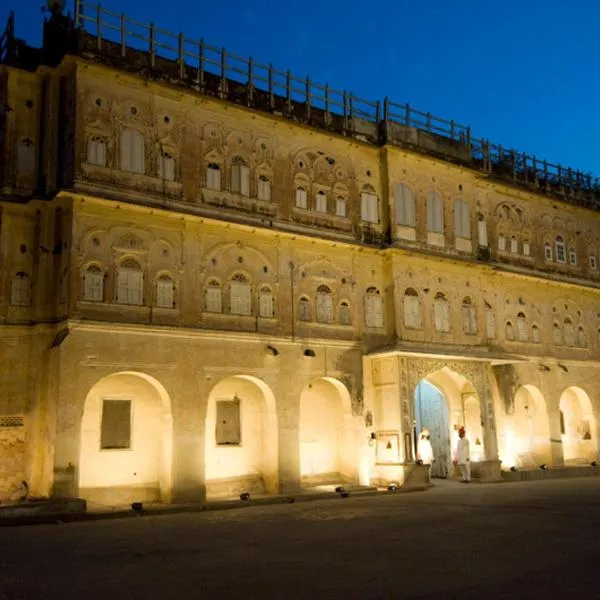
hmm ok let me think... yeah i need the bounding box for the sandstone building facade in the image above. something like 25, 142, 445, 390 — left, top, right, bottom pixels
1, 4, 599, 505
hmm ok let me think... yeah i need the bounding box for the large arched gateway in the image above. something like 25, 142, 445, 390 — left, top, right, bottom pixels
78, 371, 173, 505
204, 375, 278, 498
560, 386, 597, 464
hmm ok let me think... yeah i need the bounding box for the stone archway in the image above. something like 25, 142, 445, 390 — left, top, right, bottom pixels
299, 377, 355, 486
560, 386, 597, 464
204, 375, 278, 498
509, 385, 552, 468
79, 371, 173, 505
414, 367, 484, 478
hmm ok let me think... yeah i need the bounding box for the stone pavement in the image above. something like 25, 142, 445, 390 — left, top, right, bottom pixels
2, 477, 600, 599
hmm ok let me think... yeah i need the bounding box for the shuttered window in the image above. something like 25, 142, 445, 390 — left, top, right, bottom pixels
477, 218, 488, 247
365, 288, 384, 328
295, 187, 308, 209
316, 286, 333, 323
517, 314, 528, 341
403, 289, 421, 329
100, 399, 131, 450
339, 301, 351, 325
230, 278, 251, 315
335, 196, 346, 217
120, 129, 144, 174
259, 287, 274, 318
433, 293, 450, 332
206, 164, 221, 190
84, 266, 104, 302
156, 275, 174, 308
485, 306, 496, 339
215, 399, 241, 445
361, 193, 379, 223
453, 198, 471, 239
426, 191, 444, 233
395, 183, 415, 227
231, 160, 250, 197
206, 282, 222, 313
258, 176, 271, 201
117, 262, 143, 306
11, 272, 31, 306
298, 297, 310, 321
461, 299, 477, 334
158, 152, 175, 181
17, 138, 35, 174
315, 191, 328, 213
87, 137, 107, 166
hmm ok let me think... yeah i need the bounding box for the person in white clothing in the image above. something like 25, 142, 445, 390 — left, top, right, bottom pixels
454, 426, 471, 483
417, 429, 434, 480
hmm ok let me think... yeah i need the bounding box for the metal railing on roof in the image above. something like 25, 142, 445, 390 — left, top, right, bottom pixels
71, 1, 600, 209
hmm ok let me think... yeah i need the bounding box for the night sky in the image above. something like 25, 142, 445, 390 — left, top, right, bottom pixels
3, 0, 600, 175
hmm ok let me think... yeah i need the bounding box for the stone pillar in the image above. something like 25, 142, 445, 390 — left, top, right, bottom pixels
479, 365, 499, 461
547, 403, 565, 468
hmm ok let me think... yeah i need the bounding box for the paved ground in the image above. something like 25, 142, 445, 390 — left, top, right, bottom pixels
2, 478, 600, 600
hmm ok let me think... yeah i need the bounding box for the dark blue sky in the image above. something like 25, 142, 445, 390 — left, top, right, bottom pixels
3, 0, 600, 174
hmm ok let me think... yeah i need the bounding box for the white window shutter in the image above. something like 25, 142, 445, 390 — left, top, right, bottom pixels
231, 164, 241, 193
117, 270, 129, 304
259, 291, 273, 317
316, 293, 333, 322
477, 219, 488, 247
231, 282, 251, 315
485, 310, 496, 339
374, 296, 383, 327
206, 287, 222, 312
258, 178, 271, 201
85, 271, 103, 302
129, 271, 143, 305
156, 278, 173, 308
336, 197, 346, 217
240, 165, 250, 196
296, 188, 307, 209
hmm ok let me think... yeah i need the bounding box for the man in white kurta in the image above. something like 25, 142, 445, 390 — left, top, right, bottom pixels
417, 429, 434, 480
454, 427, 471, 483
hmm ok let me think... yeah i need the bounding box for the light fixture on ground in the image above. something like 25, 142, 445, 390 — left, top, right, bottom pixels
539, 464, 549, 470
304, 349, 315, 357
240, 492, 251, 501
510, 466, 518, 472
131, 502, 143, 512
335, 486, 345, 494
592, 461, 598, 467
387, 483, 398, 492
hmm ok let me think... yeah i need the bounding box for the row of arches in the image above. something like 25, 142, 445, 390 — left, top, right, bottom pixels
78, 372, 356, 503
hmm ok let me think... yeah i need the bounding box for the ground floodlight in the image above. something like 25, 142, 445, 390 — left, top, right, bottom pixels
335, 486, 345, 494
510, 466, 518, 472
131, 502, 143, 512
591, 461, 597, 467
340, 492, 350, 498
539, 464, 548, 470
240, 492, 251, 501
387, 483, 398, 492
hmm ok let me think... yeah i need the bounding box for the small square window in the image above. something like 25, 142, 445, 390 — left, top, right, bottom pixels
569, 249, 577, 266
589, 255, 597, 270
544, 245, 552, 261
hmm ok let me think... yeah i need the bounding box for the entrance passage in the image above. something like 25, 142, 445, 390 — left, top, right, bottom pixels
415, 380, 450, 478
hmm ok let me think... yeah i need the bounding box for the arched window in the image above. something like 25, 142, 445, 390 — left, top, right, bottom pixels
360, 187, 379, 224
295, 186, 308, 209
206, 163, 221, 190
395, 183, 415, 227
564, 318, 575, 346
403, 288, 422, 329
505, 321, 515, 341
11, 272, 31, 306
485, 302, 496, 339
87, 137, 107, 166
568, 247, 577, 266
83, 265, 104, 302
339, 301, 351, 326
461, 297, 477, 334
120, 129, 145, 174
205, 279, 222, 313
433, 292, 450, 332
17, 138, 35, 174
157, 151, 175, 181
335, 196, 347, 218
552, 323, 562, 345
498, 234, 506, 252
156, 274, 174, 308
230, 273, 251, 315
298, 296, 310, 321
516, 312, 528, 342
544, 242, 553, 261
555, 236, 566, 263
257, 175, 271, 202
259, 285, 274, 318
230, 157, 250, 196
532, 324, 540, 343
578, 326, 587, 348
589, 255, 597, 270
365, 287, 384, 328
117, 258, 143, 305
315, 190, 328, 213
477, 215, 488, 247
315, 285, 333, 323
453, 198, 471, 239
523, 240, 531, 256
510, 236, 519, 254
426, 191, 444, 233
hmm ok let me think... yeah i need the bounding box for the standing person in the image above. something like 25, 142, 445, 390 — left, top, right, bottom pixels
454, 426, 471, 483
417, 429, 434, 480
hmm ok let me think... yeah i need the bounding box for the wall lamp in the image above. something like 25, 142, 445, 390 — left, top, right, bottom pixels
304, 349, 316, 357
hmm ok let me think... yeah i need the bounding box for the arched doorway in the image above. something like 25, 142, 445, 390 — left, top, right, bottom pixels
205, 375, 278, 498
512, 385, 551, 467
560, 386, 597, 464
299, 377, 355, 486
414, 380, 450, 478
79, 371, 173, 505
414, 368, 484, 478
